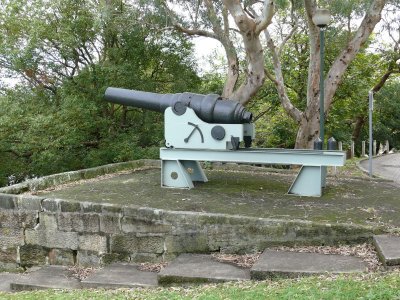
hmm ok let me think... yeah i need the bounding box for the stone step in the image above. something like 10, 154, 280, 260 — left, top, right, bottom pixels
0, 273, 23, 292
81, 263, 158, 289
158, 254, 250, 285
373, 235, 400, 267
10, 266, 80, 291
251, 250, 368, 280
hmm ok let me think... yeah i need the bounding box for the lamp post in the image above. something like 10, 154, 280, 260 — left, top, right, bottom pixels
312, 8, 331, 148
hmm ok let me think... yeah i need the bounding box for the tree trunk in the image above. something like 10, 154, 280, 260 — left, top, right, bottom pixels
224, 0, 274, 104
221, 43, 239, 98
352, 115, 366, 142
293, 0, 386, 149
295, 108, 320, 149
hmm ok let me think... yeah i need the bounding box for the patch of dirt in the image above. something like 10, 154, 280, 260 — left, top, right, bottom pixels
138, 262, 168, 273
67, 265, 99, 281
211, 253, 261, 268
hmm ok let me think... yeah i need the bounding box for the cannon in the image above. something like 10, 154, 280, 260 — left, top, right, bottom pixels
105, 87, 252, 124
105, 87, 255, 150
104, 87, 346, 197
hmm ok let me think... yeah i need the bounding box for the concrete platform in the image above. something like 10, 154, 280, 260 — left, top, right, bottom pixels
10, 266, 80, 291
250, 250, 367, 280
373, 235, 400, 266
158, 254, 250, 284
81, 263, 158, 288
36, 166, 400, 228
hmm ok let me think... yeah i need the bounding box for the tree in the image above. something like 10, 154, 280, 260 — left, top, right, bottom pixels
350, 1, 400, 143
159, 0, 389, 148
373, 80, 400, 149
0, 0, 201, 186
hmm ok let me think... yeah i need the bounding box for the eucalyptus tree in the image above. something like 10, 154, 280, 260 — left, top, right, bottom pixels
159, 0, 390, 148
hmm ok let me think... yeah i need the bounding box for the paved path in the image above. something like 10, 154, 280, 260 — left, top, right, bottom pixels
360, 153, 400, 185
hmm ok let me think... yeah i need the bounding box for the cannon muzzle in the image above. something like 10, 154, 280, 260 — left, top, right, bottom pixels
104, 87, 252, 124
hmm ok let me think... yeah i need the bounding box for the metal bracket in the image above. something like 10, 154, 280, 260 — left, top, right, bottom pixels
288, 166, 323, 197
161, 160, 208, 189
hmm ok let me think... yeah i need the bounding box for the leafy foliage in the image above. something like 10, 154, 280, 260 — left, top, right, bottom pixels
0, 0, 200, 186
372, 80, 400, 149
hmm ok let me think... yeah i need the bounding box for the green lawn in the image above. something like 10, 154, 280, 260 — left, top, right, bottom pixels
1, 272, 399, 300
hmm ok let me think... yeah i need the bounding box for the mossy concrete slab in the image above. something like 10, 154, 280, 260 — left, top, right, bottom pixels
37, 167, 400, 229
81, 263, 158, 289
10, 266, 80, 291
158, 254, 250, 285
373, 235, 400, 266
251, 250, 367, 280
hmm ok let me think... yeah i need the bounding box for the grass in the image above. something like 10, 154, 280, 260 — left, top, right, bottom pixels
1, 272, 400, 300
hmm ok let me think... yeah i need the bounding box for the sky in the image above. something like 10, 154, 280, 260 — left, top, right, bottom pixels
192, 36, 224, 75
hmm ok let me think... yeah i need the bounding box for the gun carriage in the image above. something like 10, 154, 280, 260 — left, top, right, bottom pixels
105, 87, 346, 197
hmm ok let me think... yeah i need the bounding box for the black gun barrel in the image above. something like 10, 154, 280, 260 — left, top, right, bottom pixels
104, 87, 252, 124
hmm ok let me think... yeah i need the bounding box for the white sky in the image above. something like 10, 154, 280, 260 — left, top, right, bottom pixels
192, 36, 224, 75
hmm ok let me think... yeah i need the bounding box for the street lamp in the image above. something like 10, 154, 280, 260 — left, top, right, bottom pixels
313, 8, 331, 148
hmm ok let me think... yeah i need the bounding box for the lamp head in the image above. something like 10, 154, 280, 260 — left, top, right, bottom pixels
312, 8, 331, 28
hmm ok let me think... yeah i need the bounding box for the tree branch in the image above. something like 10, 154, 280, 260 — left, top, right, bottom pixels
325, 0, 387, 111
264, 29, 302, 123
163, 1, 218, 39
255, 0, 275, 34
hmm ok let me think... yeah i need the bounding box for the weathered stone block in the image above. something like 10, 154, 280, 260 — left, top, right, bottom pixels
25, 228, 78, 250
59, 200, 81, 213
0, 194, 16, 209
81, 202, 102, 213
121, 217, 171, 234
17, 195, 43, 211
101, 204, 122, 214
19, 245, 49, 267
165, 232, 208, 254
77, 250, 102, 267
0, 261, 20, 272
163, 211, 200, 225
137, 235, 165, 254
38, 212, 58, 230
0, 182, 29, 194
0, 228, 24, 247
41, 199, 60, 212
197, 213, 230, 226
110, 234, 138, 253
102, 253, 130, 265
123, 207, 164, 222
83, 167, 106, 179
58, 213, 100, 233
0, 246, 18, 264
0, 210, 37, 229
78, 234, 107, 253
100, 214, 121, 234
63, 170, 84, 182
48, 248, 75, 265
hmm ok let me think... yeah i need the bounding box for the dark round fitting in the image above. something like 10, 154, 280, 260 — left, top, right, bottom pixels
211, 126, 226, 141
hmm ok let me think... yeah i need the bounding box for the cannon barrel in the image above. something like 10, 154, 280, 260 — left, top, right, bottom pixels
104, 87, 252, 124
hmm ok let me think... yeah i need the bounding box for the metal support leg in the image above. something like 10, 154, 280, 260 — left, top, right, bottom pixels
161, 160, 207, 189
321, 166, 327, 188
288, 166, 322, 197
180, 160, 208, 183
